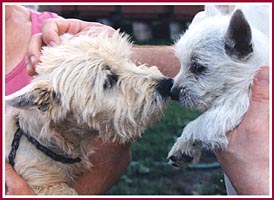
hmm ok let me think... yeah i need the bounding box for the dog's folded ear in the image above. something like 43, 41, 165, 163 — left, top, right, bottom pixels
224, 9, 253, 60
6, 80, 60, 112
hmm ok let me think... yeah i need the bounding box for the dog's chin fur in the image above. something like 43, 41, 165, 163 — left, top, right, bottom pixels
5, 31, 171, 195
168, 5, 269, 167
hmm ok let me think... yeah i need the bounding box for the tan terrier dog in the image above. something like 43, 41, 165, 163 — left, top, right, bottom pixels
5, 31, 173, 195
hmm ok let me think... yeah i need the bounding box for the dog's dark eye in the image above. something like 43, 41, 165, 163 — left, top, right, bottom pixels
103, 74, 118, 90
190, 62, 206, 75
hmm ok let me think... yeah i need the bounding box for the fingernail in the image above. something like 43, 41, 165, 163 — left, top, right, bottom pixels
30, 56, 36, 64
49, 41, 57, 47
256, 69, 269, 86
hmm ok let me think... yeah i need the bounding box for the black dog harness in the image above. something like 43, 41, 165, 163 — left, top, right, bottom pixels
8, 120, 81, 167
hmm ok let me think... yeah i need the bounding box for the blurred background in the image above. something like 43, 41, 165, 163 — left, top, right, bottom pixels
27, 4, 226, 195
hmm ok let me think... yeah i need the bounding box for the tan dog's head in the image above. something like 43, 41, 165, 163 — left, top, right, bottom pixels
6, 31, 173, 142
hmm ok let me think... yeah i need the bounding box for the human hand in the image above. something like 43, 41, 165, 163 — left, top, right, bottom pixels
26, 18, 115, 76
215, 66, 269, 195
5, 162, 35, 195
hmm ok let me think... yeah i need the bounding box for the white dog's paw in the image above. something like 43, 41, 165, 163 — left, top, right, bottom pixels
167, 139, 202, 168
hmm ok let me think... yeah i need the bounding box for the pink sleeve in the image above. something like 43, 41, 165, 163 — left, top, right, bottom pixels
29, 9, 59, 34
5, 10, 59, 96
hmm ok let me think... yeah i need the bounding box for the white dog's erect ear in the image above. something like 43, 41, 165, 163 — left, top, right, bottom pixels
6, 80, 60, 112
224, 9, 253, 60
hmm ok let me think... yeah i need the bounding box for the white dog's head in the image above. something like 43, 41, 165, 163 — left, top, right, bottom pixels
6, 31, 173, 142
170, 8, 268, 110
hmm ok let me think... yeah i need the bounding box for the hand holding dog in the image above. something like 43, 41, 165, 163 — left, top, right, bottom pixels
5, 162, 35, 195
26, 18, 180, 78
216, 66, 269, 195
26, 18, 115, 76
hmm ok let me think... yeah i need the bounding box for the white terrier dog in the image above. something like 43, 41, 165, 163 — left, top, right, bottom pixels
168, 5, 269, 167
5, 31, 173, 195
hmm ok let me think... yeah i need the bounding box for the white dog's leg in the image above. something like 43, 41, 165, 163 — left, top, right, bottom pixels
167, 119, 204, 167
168, 92, 250, 167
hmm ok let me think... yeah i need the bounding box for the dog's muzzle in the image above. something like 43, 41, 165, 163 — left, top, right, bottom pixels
156, 78, 174, 98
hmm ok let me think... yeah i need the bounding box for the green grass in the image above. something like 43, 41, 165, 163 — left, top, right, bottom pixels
107, 102, 226, 195
131, 101, 201, 165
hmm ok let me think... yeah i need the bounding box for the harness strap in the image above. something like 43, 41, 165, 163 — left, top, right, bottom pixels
8, 120, 81, 167
8, 126, 23, 167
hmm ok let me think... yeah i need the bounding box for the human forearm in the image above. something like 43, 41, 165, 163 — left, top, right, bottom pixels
132, 45, 180, 78
72, 140, 131, 194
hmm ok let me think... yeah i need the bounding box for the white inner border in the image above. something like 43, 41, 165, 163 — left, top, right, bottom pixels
2, 2, 272, 199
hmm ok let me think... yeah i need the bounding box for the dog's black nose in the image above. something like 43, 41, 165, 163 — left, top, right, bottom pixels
170, 87, 180, 101
157, 78, 174, 98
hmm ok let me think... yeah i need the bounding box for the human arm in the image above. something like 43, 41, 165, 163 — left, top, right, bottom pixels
215, 66, 269, 195
131, 45, 180, 77
26, 18, 180, 78
73, 140, 131, 194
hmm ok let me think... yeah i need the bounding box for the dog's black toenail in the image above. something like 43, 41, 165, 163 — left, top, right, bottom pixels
181, 154, 193, 162
169, 155, 178, 162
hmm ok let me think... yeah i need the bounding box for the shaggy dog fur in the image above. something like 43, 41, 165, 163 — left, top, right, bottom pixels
5, 31, 173, 195
168, 5, 269, 167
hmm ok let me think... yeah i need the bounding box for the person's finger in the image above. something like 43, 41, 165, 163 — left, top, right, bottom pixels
26, 33, 43, 76
41, 18, 114, 46
40, 18, 64, 46
252, 66, 269, 103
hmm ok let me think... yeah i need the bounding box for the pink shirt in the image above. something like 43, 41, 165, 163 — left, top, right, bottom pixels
5, 9, 58, 96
